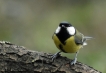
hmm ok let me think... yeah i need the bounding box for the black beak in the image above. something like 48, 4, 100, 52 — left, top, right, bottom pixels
62, 25, 65, 28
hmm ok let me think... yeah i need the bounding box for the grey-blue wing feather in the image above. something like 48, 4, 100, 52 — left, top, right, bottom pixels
74, 30, 92, 45
74, 30, 85, 45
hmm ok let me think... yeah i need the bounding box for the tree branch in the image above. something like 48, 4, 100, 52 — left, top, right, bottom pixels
0, 41, 101, 73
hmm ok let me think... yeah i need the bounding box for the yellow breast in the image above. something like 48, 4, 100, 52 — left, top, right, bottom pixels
53, 34, 82, 53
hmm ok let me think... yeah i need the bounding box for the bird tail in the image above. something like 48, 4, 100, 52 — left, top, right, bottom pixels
84, 36, 93, 40
83, 36, 93, 46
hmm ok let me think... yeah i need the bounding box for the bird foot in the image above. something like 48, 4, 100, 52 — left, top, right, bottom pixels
70, 58, 77, 65
52, 52, 61, 61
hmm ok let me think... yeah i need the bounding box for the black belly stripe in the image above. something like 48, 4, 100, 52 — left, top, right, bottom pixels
59, 44, 67, 53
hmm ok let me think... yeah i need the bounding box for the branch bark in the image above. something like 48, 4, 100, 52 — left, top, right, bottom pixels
0, 41, 101, 73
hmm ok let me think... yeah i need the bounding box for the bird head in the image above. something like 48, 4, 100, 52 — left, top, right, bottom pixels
55, 21, 76, 35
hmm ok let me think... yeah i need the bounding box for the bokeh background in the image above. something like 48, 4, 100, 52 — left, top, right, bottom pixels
0, 0, 106, 72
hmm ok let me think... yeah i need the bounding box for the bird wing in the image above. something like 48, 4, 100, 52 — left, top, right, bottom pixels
74, 30, 85, 45
74, 30, 92, 45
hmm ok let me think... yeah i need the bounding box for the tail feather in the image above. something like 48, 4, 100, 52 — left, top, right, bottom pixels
84, 36, 93, 40
83, 36, 92, 46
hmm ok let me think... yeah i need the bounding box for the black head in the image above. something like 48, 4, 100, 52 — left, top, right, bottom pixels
55, 21, 75, 35
59, 21, 72, 28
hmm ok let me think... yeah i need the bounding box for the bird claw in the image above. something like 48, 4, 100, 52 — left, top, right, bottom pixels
51, 52, 61, 61
70, 58, 77, 65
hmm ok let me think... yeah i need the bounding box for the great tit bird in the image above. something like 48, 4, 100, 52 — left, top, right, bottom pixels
52, 21, 92, 65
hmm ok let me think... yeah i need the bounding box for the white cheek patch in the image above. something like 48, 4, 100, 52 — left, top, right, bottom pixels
67, 27, 75, 35
55, 26, 61, 34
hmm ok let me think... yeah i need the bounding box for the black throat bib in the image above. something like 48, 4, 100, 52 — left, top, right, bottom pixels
56, 28, 71, 45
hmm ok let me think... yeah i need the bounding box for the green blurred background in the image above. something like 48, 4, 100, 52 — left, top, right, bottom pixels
0, 0, 106, 72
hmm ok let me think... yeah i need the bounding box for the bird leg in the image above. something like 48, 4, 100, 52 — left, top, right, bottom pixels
52, 51, 61, 61
71, 51, 79, 65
